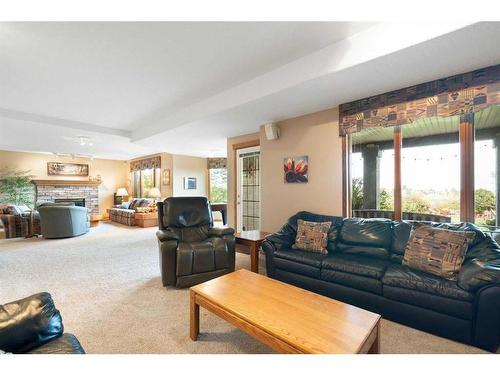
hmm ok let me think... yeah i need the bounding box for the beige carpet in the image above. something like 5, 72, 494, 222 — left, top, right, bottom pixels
0, 222, 494, 354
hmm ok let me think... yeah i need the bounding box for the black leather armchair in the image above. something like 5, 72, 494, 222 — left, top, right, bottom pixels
156, 197, 235, 288
0, 292, 85, 354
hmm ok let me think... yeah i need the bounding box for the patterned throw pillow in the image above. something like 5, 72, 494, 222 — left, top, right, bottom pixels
292, 219, 332, 254
403, 224, 476, 280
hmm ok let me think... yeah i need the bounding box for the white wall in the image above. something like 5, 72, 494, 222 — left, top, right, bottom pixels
172, 155, 208, 197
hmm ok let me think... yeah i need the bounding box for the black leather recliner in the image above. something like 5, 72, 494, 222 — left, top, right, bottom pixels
156, 197, 235, 288
0, 292, 85, 354
262, 211, 500, 352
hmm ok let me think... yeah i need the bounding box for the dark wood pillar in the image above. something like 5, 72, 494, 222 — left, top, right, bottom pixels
342, 135, 351, 217
394, 127, 402, 221
494, 134, 500, 226
459, 113, 475, 222
361, 144, 381, 209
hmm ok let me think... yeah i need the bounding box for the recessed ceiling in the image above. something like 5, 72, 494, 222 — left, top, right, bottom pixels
1, 21, 499, 159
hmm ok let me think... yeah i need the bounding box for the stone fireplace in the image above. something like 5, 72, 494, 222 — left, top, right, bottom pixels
32, 180, 101, 213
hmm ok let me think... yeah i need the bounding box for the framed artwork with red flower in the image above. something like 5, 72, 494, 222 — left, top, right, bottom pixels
284, 156, 308, 183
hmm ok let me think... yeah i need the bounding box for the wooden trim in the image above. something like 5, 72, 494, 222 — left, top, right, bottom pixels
393, 127, 402, 220
232, 139, 260, 150
460, 113, 475, 222
31, 179, 101, 186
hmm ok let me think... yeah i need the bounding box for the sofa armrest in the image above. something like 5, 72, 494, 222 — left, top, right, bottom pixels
156, 229, 179, 242
0, 292, 63, 353
458, 258, 500, 292
473, 285, 500, 352
458, 236, 500, 292
262, 223, 296, 253
208, 227, 235, 237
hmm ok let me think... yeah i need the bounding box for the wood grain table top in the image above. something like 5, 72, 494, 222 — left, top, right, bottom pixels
191, 269, 380, 354
234, 230, 270, 242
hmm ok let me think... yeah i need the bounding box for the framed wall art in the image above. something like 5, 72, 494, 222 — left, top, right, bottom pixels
47, 162, 89, 177
284, 156, 308, 183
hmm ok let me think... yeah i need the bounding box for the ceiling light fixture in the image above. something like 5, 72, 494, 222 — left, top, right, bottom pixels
77, 136, 93, 146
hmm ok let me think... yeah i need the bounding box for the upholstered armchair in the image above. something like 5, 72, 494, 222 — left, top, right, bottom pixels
156, 197, 235, 288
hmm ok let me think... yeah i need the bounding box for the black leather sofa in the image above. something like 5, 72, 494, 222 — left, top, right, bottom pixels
262, 211, 500, 352
0, 292, 85, 354
156, 197, 236, 288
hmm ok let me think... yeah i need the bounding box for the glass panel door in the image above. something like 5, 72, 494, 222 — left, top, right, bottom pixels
237, 147, 260, 231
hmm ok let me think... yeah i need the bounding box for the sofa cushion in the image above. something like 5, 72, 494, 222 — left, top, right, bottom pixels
321, 269, 382, 295
383, 285, 473, 320
392, 221, 412, 255
335, 243, 390, 259
337, 218, 392, 259
403, 225, 475, 280
176, 239, 228, 276
274, 257, 321, 278
292, 219, 331, 254
322, 253, 390, 280
339, 218, 393, 247
274, 248, 326, 268
382, 264, 473, 302
26, 333, 85, 354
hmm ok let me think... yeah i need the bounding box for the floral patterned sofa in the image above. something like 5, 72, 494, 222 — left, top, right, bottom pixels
109, 198, 156, 226
0, 204, 41, 239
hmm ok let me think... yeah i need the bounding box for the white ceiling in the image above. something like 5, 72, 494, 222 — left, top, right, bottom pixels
1, 21, 499, 159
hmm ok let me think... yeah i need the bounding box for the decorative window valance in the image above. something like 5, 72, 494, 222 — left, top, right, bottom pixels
207, 158, 227, 169
130, 156, 161, 172
339, 64, 500, 136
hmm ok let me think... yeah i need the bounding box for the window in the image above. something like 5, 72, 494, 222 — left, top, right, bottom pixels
400, 117, 460, 222
474, 106, 500, 229
346, 109, 500, 225
132, 168, 160, 198
350, 127, 394, 218
209, 168, 227, 203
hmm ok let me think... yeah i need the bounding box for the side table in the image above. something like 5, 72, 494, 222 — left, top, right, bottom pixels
0, 220, 5, 240
235, 231, 270, 273
135, 212, 159, 228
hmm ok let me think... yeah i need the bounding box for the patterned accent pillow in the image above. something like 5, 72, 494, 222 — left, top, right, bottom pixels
128, 199, 141, 210
403, 224, 476, 280
292, 219, 332, 254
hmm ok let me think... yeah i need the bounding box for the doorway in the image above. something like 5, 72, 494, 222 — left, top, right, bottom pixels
236, 146, 261, 232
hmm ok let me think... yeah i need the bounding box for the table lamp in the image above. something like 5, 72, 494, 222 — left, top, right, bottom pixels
115, 187, 129, 205
148, 187, 161, 202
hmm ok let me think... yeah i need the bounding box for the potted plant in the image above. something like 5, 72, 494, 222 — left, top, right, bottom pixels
0, 168, 36, 208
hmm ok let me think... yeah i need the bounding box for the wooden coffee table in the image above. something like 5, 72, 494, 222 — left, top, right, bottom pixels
190, 269, 381, 354
235, 231, 269, 273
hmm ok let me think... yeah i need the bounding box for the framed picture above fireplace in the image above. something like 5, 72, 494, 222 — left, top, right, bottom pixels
47, 162, 89, 177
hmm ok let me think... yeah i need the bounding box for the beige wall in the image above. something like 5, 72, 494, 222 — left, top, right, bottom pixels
227, 132, 260, 228
0, 149, 128, 213
260, 107, 343, 232
226, 107, 343, 233
172, 155, 208, 197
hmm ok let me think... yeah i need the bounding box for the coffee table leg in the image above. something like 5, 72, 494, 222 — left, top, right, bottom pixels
190, 290, 199, 341
368, 322, 380, 354
250, 243, 258, 273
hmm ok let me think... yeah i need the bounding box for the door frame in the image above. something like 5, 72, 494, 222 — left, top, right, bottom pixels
232, 139, 260, 231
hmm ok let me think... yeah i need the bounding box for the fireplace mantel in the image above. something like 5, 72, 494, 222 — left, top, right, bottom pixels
31, 179, 102, 187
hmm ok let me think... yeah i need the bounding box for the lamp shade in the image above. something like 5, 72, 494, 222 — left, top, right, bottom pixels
116, 187, 129, 197
148, 187, 161, 198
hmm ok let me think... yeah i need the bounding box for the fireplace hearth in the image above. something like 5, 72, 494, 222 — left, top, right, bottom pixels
55, 198, 86, 207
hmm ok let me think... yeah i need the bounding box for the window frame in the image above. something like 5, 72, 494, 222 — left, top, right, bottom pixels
342, 113, 476, 222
